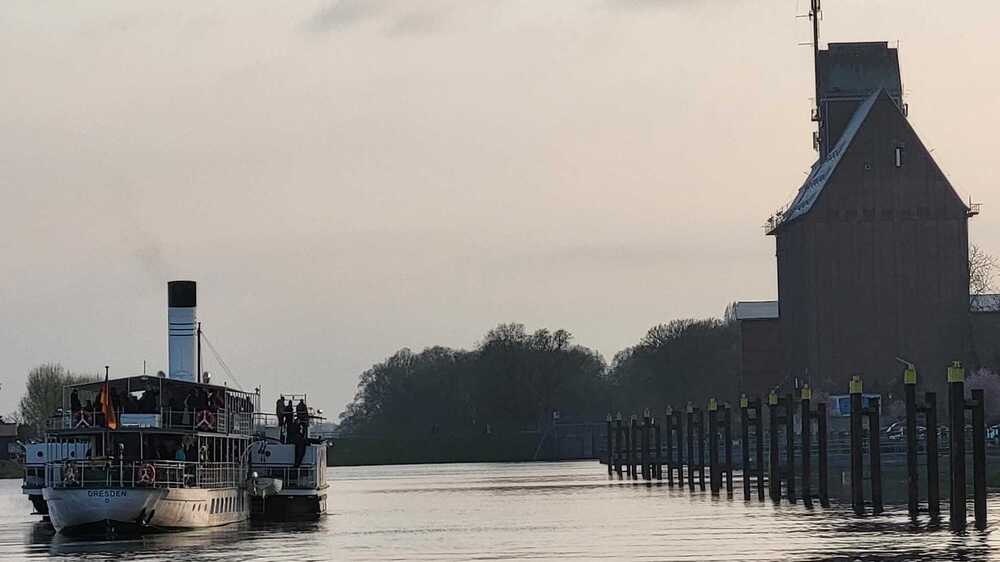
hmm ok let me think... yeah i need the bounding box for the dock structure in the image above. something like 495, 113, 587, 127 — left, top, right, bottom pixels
600, 363, 988, 527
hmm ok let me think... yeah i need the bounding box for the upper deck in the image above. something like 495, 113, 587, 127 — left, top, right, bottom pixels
48, 375, 259, 437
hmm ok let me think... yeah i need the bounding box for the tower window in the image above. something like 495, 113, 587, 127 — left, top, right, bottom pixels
895, 146, 903, 168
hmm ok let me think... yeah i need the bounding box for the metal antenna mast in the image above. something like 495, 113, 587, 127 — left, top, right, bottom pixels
810, 0, 822, 122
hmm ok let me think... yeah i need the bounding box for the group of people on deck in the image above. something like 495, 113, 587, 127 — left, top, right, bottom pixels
275, 396, 310, 445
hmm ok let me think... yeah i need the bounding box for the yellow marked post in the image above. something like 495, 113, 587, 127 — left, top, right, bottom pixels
947, 361, 964, 383
849, 375, 863, 395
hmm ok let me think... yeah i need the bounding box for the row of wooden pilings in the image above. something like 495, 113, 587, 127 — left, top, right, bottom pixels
605, 361, 988, 530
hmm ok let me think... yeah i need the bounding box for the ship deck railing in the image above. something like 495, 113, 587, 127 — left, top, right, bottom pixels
46, 408, 254, 435
253, 465, 320, 490
251, 412, 325, 440
45, 460, 247, 490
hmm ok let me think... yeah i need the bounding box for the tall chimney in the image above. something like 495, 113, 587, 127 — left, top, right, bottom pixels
167, 280, 197, 381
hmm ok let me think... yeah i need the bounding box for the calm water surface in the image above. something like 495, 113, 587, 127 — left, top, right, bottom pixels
1, 461, 998, 561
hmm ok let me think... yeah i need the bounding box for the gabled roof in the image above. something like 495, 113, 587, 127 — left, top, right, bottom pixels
770, 90, 882, 232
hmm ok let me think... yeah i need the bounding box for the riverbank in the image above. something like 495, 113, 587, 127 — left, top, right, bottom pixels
328, 433, 553, 466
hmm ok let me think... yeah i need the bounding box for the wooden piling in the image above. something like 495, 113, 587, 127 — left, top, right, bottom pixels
768, 391, 780, 502
723, 403, 733, 496
849, 376, 864, 515
606, 414, 613, 478
615, 413, 624, 478
675, 409, 685, 488
972, 388, 987, 530
868, 396, 883, 515
665, 407, 675, 486
696, 407, 706, 491
627, 415, 636, 480
686, 404, 695, 491
708, 399, 720, 495
948, 362, 966, 529
785, 393, 796, 503
740, 395, 751, 501
654, 416, 663, 481
800, 386, 812, 507
755, 399, 765, 502
641, 410, 650, 481
904, 367, 918, 517
924, 392, 940, 519
816, 401, 829, 507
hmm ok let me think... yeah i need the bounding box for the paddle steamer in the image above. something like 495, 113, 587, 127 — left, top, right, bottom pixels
41, 281, 257, 533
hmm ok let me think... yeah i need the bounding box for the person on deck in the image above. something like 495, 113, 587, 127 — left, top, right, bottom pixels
276, 395, 286, 442
276, 396, 286, 425
296, 399, 308, 428
70, 390, 82, 427
282, 399, 294, 433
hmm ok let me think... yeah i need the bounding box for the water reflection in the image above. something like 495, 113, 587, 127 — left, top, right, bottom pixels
0, 463, 997, 561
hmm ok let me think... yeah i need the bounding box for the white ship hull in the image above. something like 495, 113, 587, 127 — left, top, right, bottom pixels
44, 487, 249, 533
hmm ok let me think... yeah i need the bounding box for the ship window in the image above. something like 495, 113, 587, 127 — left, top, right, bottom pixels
895, 146, 903, 168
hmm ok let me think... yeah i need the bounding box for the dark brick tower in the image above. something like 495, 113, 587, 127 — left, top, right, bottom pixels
764, 41, 973, 393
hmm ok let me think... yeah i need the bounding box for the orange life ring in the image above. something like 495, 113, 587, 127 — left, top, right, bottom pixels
139, 463, 156, 485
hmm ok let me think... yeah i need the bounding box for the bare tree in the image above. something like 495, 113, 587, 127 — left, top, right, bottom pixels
969, 243, 997, 298
18, 364, 98, 435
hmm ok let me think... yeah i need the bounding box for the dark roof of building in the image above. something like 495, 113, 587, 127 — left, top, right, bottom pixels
818, 42, 903, 101
735, 300, 779, 320
769, 90, 882, 230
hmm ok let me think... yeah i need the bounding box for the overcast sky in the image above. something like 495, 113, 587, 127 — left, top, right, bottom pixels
2, 0, 998, 417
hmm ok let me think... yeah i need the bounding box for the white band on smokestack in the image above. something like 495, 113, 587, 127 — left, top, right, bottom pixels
168, 280, 197, 382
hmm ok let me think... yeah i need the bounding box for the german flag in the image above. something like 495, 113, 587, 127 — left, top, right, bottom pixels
98, 373, 118, 431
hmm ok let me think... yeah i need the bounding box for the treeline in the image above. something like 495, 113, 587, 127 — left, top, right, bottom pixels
339, 311, 740, 437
